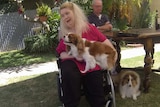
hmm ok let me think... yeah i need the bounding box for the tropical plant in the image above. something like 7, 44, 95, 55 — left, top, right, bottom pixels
24, 11, 60, 53
103, 0, 153, 30
131, 0, 153, 28
36, 3, 52, 17
71, 0, 92, 15
103, 0, 134, 30
46, 11, 60, 51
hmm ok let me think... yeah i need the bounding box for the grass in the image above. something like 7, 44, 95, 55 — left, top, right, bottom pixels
0, 50, 56, 69
0, 72, 60, 107
0, 49, 160, 107
1, 71, 160, 107
121, 52, 160, 70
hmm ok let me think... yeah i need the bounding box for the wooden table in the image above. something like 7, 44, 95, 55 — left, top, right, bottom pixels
104, 28, 160, 93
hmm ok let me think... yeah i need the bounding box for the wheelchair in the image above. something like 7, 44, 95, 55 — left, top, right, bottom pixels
56, 55, 116, 107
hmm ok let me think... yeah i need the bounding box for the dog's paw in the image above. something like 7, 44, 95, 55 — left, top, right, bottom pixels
121, 95, 125, 99
80, 70, 87, 73
90, 63, 96, 69
133, 95, 137, 100
76, 57, 83, 61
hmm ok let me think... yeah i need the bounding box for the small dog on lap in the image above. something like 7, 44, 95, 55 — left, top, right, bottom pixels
63, 33, 117, 73
119, 70, 141, 100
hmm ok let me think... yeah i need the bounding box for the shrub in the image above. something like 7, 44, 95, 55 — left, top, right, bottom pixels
24, 10, 60, 53
24, 34, 50, 53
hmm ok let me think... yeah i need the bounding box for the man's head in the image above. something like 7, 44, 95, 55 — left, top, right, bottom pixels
92, 0, 103, 16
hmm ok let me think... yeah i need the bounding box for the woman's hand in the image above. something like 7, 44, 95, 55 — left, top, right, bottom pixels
60, 52, 74, 59
60, 52, 84, 61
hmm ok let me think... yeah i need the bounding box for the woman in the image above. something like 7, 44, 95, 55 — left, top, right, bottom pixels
56, 1, 117, 107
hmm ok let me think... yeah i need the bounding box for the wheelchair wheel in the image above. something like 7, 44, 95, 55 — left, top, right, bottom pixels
104, 71, 116, 107
56, 70, 64, 102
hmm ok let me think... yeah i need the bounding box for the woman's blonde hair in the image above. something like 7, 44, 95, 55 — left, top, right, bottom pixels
59, 1, 89, 39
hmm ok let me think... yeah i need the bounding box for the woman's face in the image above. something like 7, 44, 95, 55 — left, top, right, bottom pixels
60, 8, 75, 29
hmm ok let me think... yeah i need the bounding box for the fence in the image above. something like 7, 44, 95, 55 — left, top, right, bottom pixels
0, 10, 40, 52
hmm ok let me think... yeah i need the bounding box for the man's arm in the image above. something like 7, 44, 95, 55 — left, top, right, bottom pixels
97, 21, 113, 33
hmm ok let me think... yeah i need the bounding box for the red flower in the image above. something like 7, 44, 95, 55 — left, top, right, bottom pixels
18, 5, 24, 14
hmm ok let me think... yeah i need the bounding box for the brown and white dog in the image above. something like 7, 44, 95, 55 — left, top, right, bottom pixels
119, 70, 141, 100
63, 33, 117, 73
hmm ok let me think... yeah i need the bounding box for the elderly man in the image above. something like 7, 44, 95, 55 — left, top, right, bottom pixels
88, 0, 112, 33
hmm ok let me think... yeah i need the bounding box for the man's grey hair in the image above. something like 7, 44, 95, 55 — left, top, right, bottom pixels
92, 0, 102, 5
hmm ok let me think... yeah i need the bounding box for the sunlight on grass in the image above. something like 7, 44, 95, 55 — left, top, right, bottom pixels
0, 72, 60, 107
0, 74, 43, 87
0, 49, 160, 107
121, 52, 160, 69
1, 72, 160, 107
0, 50, 55, 68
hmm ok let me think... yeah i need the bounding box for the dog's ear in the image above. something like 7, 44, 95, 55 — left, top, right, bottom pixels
121, 79, 126, 86
121, 75, 129, 86
131, 74, 137, 81
69, 34, 78, 45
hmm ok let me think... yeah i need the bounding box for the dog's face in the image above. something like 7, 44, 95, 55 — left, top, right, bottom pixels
121, 74, 138, 88
63, 33, 79, 46
63, 33, 85, 54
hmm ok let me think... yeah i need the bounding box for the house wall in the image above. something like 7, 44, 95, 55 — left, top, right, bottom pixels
150, 0, 160, 15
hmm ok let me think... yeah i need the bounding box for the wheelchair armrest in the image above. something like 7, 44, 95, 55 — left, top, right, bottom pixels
55, 51, 61, 69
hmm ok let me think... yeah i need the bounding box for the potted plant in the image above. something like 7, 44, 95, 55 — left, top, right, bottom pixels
36, 3, 52, 22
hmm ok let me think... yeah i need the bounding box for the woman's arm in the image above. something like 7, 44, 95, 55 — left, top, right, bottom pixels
97, 22, 113, 33
103, 39, 115, 50
103, 39, 117, 63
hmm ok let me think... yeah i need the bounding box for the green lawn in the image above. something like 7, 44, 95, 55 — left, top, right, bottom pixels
0, 50, 56, 69
0, 50, 160, 107
1, 71, 160, 107
121, 52, 160, 70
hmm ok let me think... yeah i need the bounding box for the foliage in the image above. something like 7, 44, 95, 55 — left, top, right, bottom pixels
24, 9, 60, 53
103, 0, 134, 30
24, 34, 50, 53
131, 0, 154, 28
69, 0, 154, 30
103, 0, 153, 30
70, 0, 153, 30
36, 3, 52, 16
71, 0, 92, 15
46, 11, 60, 51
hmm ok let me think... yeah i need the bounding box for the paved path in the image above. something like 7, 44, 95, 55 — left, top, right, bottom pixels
121, 43, 160, 59
0, 43, 160, 79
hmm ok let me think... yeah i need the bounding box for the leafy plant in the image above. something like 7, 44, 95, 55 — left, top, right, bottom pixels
24, 34, 50, 53
36, 3, 52, 17
103, 0, 153, 30
24, 11, 60, 53
104, 0, 134, 30
47, 11, 60, 50
72, 0, 92, 15
131, 0, 153, 28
